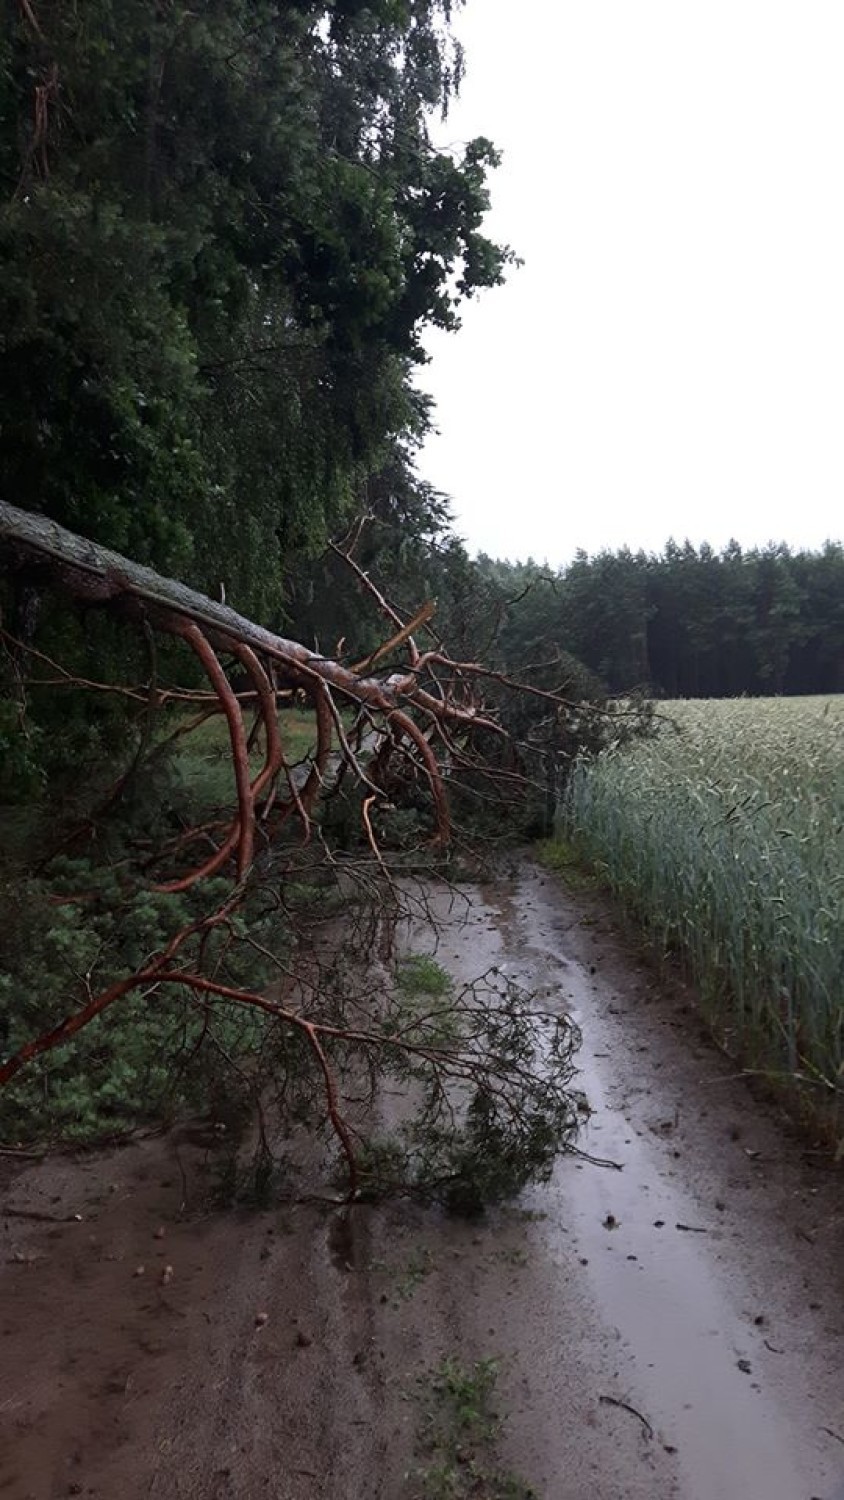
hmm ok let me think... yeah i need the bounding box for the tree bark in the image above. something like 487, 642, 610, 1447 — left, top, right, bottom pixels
0, 500, 436, 717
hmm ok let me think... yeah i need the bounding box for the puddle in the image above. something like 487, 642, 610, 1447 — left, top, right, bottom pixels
409, 871, 842, 1500
511, 875, 842, 1500
545, 970, 812, 1499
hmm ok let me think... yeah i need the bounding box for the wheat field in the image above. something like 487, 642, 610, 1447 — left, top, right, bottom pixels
563, 697, 844, 1123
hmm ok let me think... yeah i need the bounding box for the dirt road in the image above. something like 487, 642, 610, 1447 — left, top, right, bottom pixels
1, 861, 842, 1499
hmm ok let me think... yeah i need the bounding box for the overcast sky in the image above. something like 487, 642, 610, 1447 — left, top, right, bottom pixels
416, 1, 844, 565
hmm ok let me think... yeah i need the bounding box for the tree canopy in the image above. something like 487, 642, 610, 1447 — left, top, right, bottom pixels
1, 0, 513, 619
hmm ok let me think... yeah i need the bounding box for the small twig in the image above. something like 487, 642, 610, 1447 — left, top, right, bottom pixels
763, 1339, 784, 1354
820, 1426, 844, 1447
302, 1021, 358, 1200
361, 794, 390, 881
675, 1222, 708, 1233
599, 1395, 653, 1439
572, 1147, 623, 1170
330, 540, 422, 666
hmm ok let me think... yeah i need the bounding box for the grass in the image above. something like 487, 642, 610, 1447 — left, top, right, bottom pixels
559, 696, 844, 1139
390, 954, 461, 1050
409, 1357, 537, 1499
175, 707, 325, 815
534, 837, 600, 892
393, 1247, 435, 1303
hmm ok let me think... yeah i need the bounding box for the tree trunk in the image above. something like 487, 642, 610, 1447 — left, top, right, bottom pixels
0, 500, 419, 712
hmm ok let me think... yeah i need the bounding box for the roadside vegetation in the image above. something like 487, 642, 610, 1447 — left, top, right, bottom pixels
560, 696, 844, 1142
410, 1356, 536, 1500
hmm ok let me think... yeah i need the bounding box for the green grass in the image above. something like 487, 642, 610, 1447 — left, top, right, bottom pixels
390, 954, 461, 1049
174, 707, 324, 815
409, 1357, 537, 1500
534, 837, 599, 892
392, 1247, 435, 1303
560, 697, 844, 1135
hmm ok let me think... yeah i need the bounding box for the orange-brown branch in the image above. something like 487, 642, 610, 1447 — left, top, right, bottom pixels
164, 620, 254, 885
228, 641, 284, 806
388, 707, 450, 845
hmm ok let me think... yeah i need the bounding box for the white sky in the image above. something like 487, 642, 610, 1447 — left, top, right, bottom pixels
416, 0, 844, 564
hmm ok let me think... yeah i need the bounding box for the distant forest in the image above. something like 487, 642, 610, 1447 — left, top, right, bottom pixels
283, 522, 843, 708
475, 541, 844, 699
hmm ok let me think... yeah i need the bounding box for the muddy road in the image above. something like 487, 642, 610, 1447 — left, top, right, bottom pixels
1, 861, 842, 1499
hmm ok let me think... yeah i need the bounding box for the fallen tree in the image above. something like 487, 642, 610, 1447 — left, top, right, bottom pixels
0, 500, 639, 1201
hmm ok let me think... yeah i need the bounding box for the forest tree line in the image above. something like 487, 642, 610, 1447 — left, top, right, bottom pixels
471, 540, 844, 700
284, 525, 844, 706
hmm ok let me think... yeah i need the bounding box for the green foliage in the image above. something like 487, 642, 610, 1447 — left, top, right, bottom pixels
1, 0, 513, 622
396, 955, 453, 1001
430, 1356, 501, 1437
411, 1357, 537, 1500
438, 1064, 575, 1218
0, 698, 43, 798
0, 752, 288, 1144
360, 972, 580, 1214
385, 956, 461, 1050
0, 186, 204, 573
356, 1136, 411, 1202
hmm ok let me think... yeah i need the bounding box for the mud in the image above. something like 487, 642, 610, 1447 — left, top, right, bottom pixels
1, 860, 842, 1499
